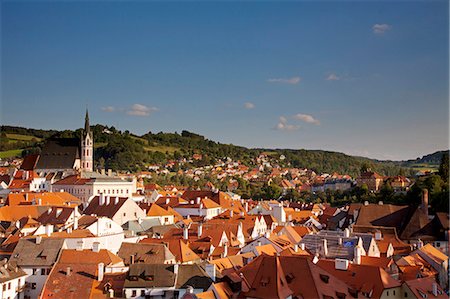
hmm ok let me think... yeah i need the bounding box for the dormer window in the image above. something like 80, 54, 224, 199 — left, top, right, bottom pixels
319, 274, 329, 283
144, 275, 154, 281
260, 277, 269, 286
129, 276, 138, 281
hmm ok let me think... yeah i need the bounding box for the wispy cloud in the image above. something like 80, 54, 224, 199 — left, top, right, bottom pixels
274, 116, 300, 131
101, 106, 115, 112
372, 23, 391, 35
267, 76, 301, 85
126, 104, 158, 117
244, 102, 255, 109
326, 73, 340, 81
294, 113, 320, 125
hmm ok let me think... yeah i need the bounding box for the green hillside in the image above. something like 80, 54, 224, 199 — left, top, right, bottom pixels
0, 124, 439, 177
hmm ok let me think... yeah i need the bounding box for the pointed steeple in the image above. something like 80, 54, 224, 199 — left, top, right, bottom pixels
84, 109, 90, 133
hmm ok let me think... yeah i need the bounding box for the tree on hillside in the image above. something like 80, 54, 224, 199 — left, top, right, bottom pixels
438, 152, 449, 182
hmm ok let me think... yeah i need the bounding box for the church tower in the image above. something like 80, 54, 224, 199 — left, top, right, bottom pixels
81, 109, 94, 172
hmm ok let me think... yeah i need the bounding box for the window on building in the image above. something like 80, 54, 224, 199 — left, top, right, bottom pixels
46, 268, 51, 275
132, 290, 137, 297
2, 284, 5, 291
31, 283, 36, 290
32, 268, 37, 275
437, 242, 441, 247
123, 213, 126, 217
41, 268, 46, 275
8, 282, 11, 289
141, 290, 145, 296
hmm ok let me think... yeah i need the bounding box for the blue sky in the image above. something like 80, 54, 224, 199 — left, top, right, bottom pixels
1, 1, 448, 161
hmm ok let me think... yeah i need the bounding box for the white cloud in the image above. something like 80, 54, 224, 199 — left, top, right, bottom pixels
127, 104, 158, 116
293, 113, 320, 125
274, 116, 300, 131
244, 102, 255, 109
101, 106, 115, 112
372, 23, 391, 35
267, 76, 301, 85
326, 73, 340, 81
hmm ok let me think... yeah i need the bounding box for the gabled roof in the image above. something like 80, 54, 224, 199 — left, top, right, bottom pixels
52, 174, 91, 185
141, 203, 173, 217
35, 138, 80, 170
83, 196, 129, 218
317, 259, 401, 298
0, 259, 27, 283
404, 277, 447, 299
6, 191, 81, 207
10, 237, 65, 267
176, 263, 213, 290
36, 207, 76, 226
354, 203, 412, 233
20, 154, 40, 170
41, 249, 123, 299
124, 264, 176, 288
117, 243, 175, 265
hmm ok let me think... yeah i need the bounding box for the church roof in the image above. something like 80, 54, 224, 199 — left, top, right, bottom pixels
35, 138, 80, 170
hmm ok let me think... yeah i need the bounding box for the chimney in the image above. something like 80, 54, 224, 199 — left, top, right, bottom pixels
173, 263, 179, 275
183, 226, 189, 240
25, 193, 29, 202
101, 169, 106, 176
294, 244, 299, 252
38, 198, 42, 205
364, 201, 369, 206
73, 216, 78, 230
92, 242, 100, 253
45, 224, 53, 237
198, 223, 203, 237
107, 169, 112, 176
322, 239, 328, 256
223, 243, 228, 257
47, 207, 52, 215
15, 220, 21, 229
66, 266, 71, 276
417, 239, 424, 249
205, 263, 216, 282
97, 263, 104, 281
300, 243, 305, 251
375, 230, 382, 241
338, 238, 342, 245
354, 245, 362, 265
165, 198, 170, 205
230, 210, 234, 218
421, 189, 429, 217
130, 254, 135, 265
196, 197, 201, 204
344, 228, 350, 238
244, 202, 249, 212
36, 236, 42, 245
432, 283, 438, 296
378, 201, 383, 205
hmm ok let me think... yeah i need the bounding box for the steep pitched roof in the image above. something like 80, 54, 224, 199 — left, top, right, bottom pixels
317, 259, 401, 298
117, 243, 175, 265
10, 237, 65, 267
83, 196, 129, 218
35, 138, 80, 170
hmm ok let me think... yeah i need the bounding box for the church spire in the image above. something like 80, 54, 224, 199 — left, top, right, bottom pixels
84, 109, 90, 133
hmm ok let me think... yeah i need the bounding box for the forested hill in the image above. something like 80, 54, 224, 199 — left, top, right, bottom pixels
0, 124, 432, 177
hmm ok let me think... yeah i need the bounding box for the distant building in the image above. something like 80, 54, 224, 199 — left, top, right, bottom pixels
356, 171, 384, 192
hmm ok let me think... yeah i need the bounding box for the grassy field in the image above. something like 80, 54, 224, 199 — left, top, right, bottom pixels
130, 135, 149, 145
94, 142, 108, 148
0, 149, 23, 158
5, 133, 41, 142
144, 145, 180, 154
